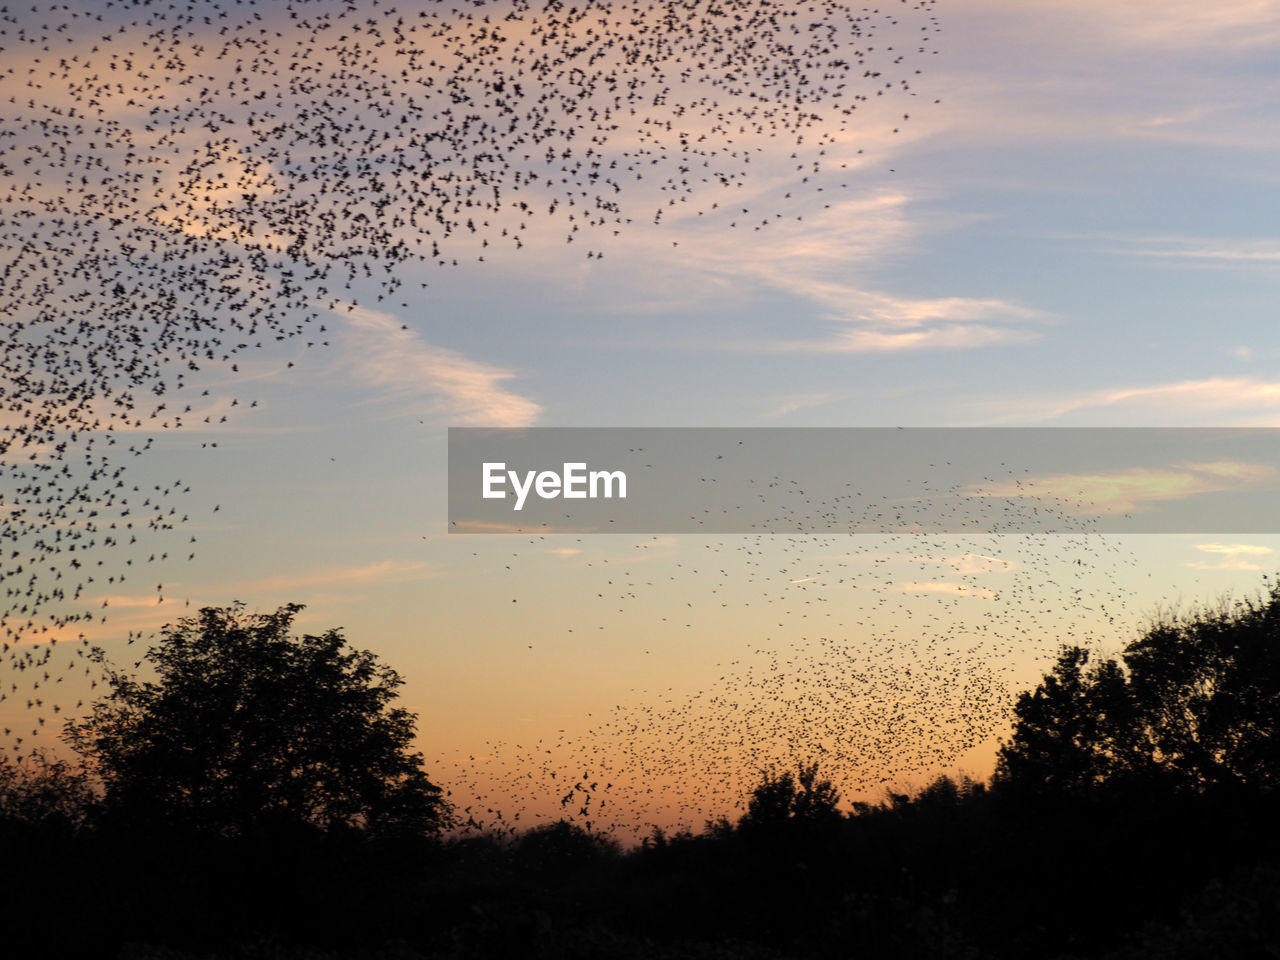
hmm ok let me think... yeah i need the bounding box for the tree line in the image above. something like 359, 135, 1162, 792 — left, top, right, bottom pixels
3, 583, 1280, 958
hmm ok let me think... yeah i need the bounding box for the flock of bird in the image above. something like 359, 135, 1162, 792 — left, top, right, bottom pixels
1, 0, 939, 767
0, 0, 1163, 842
440, 498, 1151, 840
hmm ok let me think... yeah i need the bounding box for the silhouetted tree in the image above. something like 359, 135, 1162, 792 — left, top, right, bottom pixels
1123, 589, 1280, 792
995, 646, 1139, 794
0, 751, 94, 828
66, 603, 451, 837
999, 581, 1280, 796
515, 819, 620, 872
740, 762, 841, 828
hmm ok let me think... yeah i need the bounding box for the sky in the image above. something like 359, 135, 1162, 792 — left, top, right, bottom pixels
6, 0, 1280, 837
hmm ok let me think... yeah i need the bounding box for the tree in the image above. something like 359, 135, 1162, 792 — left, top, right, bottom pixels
998, 580, 1280, 796
66, 603, 452, 837
514, 819, 620, 873
740, 762, 841, 828
0, 751, 94, 829
995, 646, 1140, 794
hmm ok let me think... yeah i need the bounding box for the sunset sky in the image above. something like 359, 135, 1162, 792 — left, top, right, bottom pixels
7, 0, 1280, 835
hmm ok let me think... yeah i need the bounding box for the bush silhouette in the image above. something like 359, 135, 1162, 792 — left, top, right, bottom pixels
0, 752, 94, 829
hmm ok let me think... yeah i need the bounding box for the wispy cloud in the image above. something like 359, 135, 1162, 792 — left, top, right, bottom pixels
633, 190, 1047, 354
897, 582, 998, 600
767, 392, 842, 419
448, 520, 593, 534
96, 595, 175, 610
909, 553, 1018, 574
336, 305, 541, 427
814, 318, 1038, 353
1194, 543, 1275, 556
971, 462, 1276, 515
919, 0, 1280, 170
1186, 541, 1275, 571
979, 377, 1280, 426
1186, 559, 1269, 571
1102, 236, 1280, 267
1075, 378, 1280, 421
745, 199, 1046, 353
245, 560, 436, 593
1007, 0, 1280, 50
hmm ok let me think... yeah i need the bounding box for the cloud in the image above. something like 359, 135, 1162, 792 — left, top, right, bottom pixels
1186, 560, 1268, 571
1102, 236, 1280, 267
816, 319, 1037, 353
745, 201, 1047, 353
1195, 543, 1275, 556
35, 597, 193, 645
912, 0, 1280, 171
980, 376, 1280, 426
448, 520, 593, 534
955, 0, 1280, 63
971, 461, 1276, 515
897, 582, 998, 600
632, 190, 1047, 354
95, 595, 174, 609
767, 392, 842, 419
909, 553, 1018, 574
1187, 461, 1276, 481
1186, 542, 1273, 572
246, 560, 436, 593
1080, 378, 1280, 419
336, 305, 541, 427
1015, 0, 1280, 50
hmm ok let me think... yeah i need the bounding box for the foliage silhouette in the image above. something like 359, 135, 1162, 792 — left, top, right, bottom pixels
66, 603, 451, 838
998, 582, 1280, 797
994, 645, 1136, 794
515, 818, 620, 873
740, 762, 842, 828
0, 751, 94, 828
1, 581, 1277, 957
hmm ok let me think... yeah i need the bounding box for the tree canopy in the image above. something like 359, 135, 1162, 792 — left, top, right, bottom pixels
66, 603, 451, 837
998, 582, 1280, 796
741, 762, 842, 828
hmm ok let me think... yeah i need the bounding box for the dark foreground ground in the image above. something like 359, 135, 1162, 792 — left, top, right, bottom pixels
6, 775, 1279, 960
